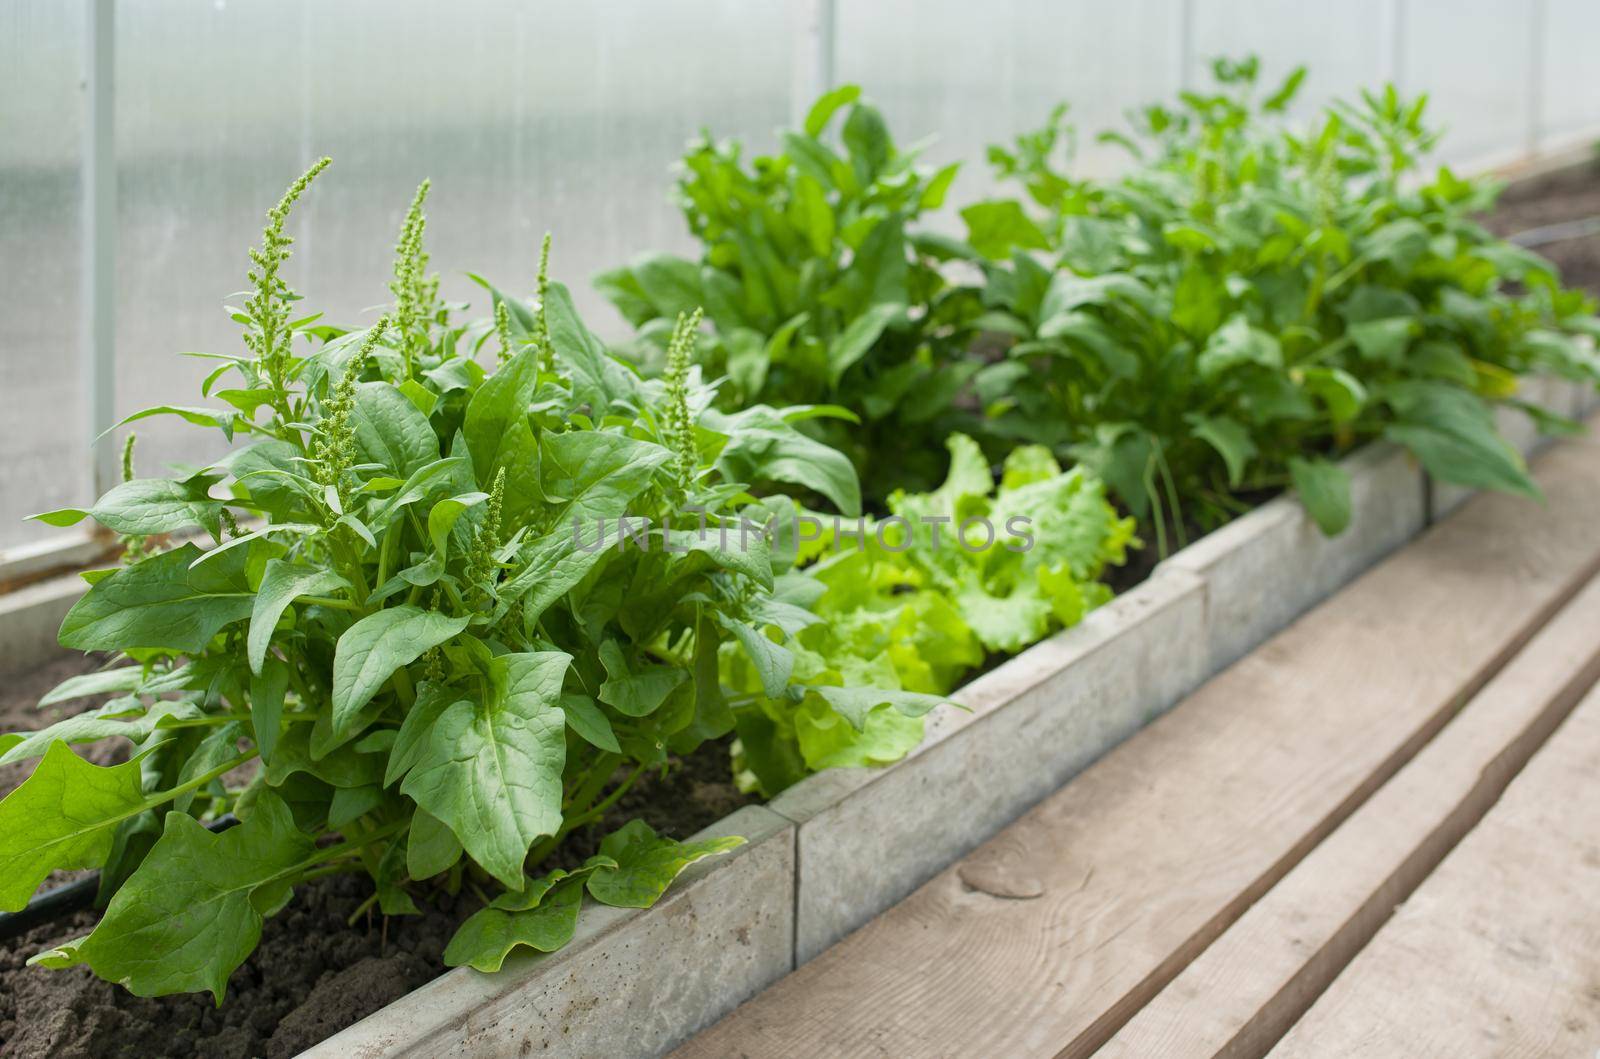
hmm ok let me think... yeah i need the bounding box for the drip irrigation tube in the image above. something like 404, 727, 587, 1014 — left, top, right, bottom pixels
1509, 215, 1600, 248
0, 815, 237, 943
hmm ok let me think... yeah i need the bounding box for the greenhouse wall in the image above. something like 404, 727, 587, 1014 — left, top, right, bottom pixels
3, 0, 1600, 555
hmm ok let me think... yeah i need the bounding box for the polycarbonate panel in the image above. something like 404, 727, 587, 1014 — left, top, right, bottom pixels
1403, 2, 1533, 166
1539, 0, 1600, 147
0, 1, 86, 552
835, 0, 1180, 220
115, 0, 308, 480
1189, 0, 1393, 122
297, 0, 794, 335
113, 0, 795, 479
10, 0, 1600, 566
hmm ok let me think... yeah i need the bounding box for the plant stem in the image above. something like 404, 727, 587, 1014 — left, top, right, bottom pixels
562, 762, 647, 834
300, 594, 360, 612
282, 817, 408, 887
561, 752, 622, 816
295, 860, 363, 883
159, 710, 318, 730
71, 751, 260, 838
376, 520, 400, 589
345, 891, 380, 926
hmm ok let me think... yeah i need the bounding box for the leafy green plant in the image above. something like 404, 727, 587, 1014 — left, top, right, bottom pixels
968, 58, 1600, 550
1, 161, 940, 998
725, 434, 1134, 796
597, 85, 981, 502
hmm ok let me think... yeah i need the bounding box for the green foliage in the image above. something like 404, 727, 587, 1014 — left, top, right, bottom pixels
970, 59, 1600, 552
9, 58, 1593, 1010
596, 84, 979, 502
1, 163, 934, 1001
724, 434, 1133, 796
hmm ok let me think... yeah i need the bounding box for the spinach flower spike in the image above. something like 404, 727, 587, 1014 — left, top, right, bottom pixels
535, 232, 555, 372
312, 316, 389, 508
663, 308, 703, 488
244, 156, 330, 397
117, 433, 151, 564
494, 299, 515, 365
466, 466, 507, 605
119, 433, 136, 484
391, 179, 435, 368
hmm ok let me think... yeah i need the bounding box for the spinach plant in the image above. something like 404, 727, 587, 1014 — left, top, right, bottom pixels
597, 85, 980, 503
969, 59, 1600, 551
0, 161, 941, 997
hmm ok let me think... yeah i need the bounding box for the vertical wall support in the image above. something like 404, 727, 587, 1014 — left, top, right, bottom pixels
1174, 0, 1195, 91
791, 0, 836, 125
83, 0, 117, 501
1526, 0, 1547, 158
1381, 0, 1407, 92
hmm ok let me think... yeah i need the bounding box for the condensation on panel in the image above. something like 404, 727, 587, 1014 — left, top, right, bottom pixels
1189, 0, 1393, 122
1403, 1, 1533, 167
835, 0, 1181, 226
115, 0, 309, 480
297, 0, 796, 340
0, 1, 86, 551
1539, 0, 1600, 147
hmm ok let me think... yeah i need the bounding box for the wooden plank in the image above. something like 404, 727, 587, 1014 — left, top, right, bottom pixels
673, 431, 1600, 1059
1269, 681, 1600, 1058
1101, 569, 1600, 1059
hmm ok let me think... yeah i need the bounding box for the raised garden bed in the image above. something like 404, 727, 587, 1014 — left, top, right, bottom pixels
4, 84, 1599, 1059
0, 434, 1437, 1059
300, 437, 1433, 1056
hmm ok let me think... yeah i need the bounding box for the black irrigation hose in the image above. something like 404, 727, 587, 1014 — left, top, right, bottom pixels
0, 815, 238, 944
1508, 215, 1600, 248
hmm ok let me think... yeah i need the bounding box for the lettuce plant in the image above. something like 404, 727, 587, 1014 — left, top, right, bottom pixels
0, 161, 940, 998
969, 59, 1600, 550
596, 85, 981, 502
725, 434, 1134, 796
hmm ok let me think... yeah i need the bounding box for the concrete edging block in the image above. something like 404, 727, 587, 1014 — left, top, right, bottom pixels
0, 574, 83, 677
770, 570, 1207, 964
1574, 336, 1600, 417
1158, 441, 1426, 678
302, 805, 795, 1059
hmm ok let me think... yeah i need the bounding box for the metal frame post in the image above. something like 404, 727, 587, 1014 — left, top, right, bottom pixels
1526, 0, 1548, 158
792, 0, 837, 125
83, 0, 116, 501
1175, 0, 1195, 91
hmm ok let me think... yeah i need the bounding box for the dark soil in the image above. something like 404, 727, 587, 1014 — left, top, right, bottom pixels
0, 723, 753, 1059
0, 873, 462, 1059
0, 653, 117, 799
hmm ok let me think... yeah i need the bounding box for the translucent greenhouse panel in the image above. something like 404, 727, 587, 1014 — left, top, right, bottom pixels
1539, 0, 1600, 149
1189, 0, 1393, 120
835, 0, 1179, 223
298, 0, 796, 340
113, 0, 796, 485
1402, 1, 1533, 167
116, 1, 307, 481
0, 1, 86, 553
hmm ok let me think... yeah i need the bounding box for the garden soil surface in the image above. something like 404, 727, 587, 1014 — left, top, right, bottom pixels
0, 648, 753, 1058
6, 161, 1600, 1059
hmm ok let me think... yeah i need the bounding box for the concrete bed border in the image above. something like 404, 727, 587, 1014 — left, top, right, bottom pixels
300, 437, 1438, 1057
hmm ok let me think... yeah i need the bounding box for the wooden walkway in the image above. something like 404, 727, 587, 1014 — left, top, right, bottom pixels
675, 428, 1600, 1059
